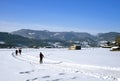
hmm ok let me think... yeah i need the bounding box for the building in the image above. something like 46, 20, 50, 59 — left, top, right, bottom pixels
69, 44, 81, 50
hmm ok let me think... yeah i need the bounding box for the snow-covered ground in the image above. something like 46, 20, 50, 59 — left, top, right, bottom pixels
0, 48, 120, 81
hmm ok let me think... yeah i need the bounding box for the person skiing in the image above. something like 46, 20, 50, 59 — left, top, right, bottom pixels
15, 49, 18, 56
18, 48, 22, 55
39, 52, 44, 64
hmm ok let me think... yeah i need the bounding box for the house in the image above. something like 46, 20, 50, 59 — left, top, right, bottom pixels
69, 44, 81, 50
110, 46, 120, 51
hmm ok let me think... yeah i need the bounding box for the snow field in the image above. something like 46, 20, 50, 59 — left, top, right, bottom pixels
0, 48, 120, 81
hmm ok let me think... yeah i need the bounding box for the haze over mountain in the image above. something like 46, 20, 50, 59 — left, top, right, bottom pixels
12, 29, 96, 40
12, 29, 120, 42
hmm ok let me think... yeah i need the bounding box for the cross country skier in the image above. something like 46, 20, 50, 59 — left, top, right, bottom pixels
39, 52, 44, 64
18, 48, 22, 55
15, 49, 18, 56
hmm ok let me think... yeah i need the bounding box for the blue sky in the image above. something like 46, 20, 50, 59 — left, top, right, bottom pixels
0, 0, 120, 34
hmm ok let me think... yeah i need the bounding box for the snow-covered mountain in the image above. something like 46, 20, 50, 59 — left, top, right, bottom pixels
12, 29, 120, 42
12, 29, 96, 40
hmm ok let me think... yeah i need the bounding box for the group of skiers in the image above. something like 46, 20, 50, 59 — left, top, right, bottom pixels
15, 48, 44, 64
15, 48, 22, 56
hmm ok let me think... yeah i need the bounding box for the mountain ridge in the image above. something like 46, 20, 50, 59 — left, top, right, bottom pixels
12, 29, 120, 42
1, 29, 120, 48
12, 29, 120, 46
12, 29, 97, 40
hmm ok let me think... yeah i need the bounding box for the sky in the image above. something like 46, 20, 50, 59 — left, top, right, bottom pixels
0, 0, 120, 34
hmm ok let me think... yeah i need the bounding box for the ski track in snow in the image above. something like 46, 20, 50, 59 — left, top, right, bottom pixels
12, 53, 120, 81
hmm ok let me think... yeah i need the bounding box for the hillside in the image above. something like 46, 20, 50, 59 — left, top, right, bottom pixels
0, 32, 49, 48
12, 29, 120, 47
12, 29, 96, 40
97, 32, 120, 41
13, 29, 120, 42
12, 29, 98, 46
1, 29, 120, 48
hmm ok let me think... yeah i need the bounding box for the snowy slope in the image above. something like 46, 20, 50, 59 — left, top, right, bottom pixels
0, 48, 120, 81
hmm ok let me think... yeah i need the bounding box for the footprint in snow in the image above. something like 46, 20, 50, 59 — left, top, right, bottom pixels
58, 73, 65, 75
52, 78, 62, 81
19, 71, 30, 74
26, 78, 38, 81
75, 71, 79, 73
19, 70, 34, 74
26, 79, 31, 81
71, 77, 77, 79
42, 75, 50, 78
32, 78, 38, 81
